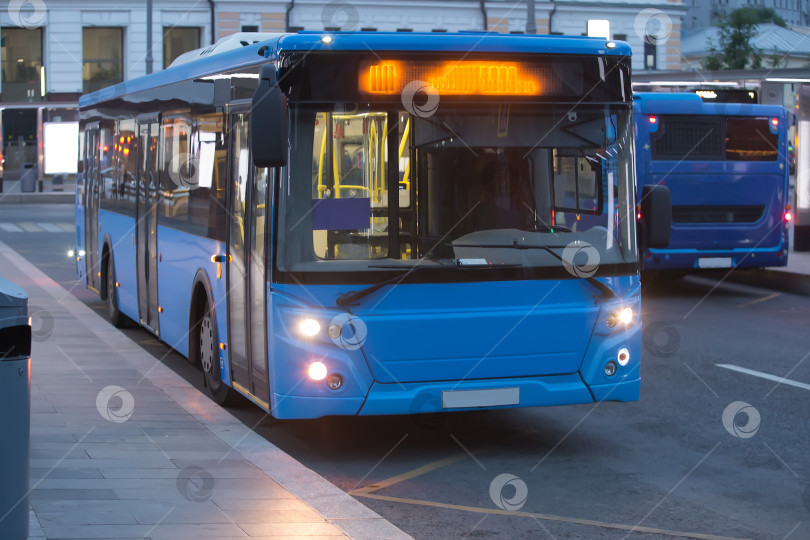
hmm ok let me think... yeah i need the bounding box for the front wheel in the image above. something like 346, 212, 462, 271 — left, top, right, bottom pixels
200, 304, 233, 405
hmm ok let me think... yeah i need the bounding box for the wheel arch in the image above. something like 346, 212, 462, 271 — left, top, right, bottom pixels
188, 268, 216, 367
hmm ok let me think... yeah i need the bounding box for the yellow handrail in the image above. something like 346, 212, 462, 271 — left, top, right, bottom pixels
317, 115, 328, 197
398, 117, 410, 190
379, 118, 387, 202
332, 115, 341, 198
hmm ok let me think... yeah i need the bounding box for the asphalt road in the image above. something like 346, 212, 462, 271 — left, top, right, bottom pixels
2, 204, 808, 539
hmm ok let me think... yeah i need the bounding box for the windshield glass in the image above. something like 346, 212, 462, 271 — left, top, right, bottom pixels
276, 103, 637, 283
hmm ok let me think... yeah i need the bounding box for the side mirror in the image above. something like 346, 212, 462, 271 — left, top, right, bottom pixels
639, 184, 671, 250
251, 63, 288, 168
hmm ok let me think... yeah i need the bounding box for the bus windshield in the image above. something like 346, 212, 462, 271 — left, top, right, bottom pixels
276, 103, 637, 282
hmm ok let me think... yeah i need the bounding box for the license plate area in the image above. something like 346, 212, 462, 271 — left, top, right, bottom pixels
442, 387, 520, 409
698, 257, 733, 269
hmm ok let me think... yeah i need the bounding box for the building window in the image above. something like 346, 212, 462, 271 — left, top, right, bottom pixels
644, 37, 657, 70
1, 28, 43, 102
613, 33, 627, 41
83, 28, 123, 93
241, 25, 259, 32
163, 27, 200, 68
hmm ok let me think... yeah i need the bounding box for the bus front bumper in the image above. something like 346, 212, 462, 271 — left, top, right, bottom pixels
271, 374, 640, 419
643, 244, 787, 271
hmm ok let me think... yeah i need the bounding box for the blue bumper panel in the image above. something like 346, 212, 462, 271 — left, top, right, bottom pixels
358, 374, 593, 416
589, 377, 640, 402
272, 394, 366, 419
643, 245, 787, 270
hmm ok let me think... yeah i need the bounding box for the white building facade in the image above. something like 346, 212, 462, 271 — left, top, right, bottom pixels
0, 0, 684, 178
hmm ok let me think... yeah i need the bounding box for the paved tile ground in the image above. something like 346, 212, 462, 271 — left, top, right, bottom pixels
0, 240, 410, 540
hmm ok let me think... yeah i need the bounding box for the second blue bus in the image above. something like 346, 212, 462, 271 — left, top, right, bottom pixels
634, 92, 790, 272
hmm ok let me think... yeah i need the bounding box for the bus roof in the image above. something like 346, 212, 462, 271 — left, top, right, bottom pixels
80, 31, 630, 108
634, 92, 786, 117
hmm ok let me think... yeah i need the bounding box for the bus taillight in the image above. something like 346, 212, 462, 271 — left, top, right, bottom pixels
785, 211, 793, 222
648, 116, 657, 124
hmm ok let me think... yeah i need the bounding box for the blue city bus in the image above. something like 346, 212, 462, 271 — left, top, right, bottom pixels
634, 92, 790, 272
75, 32, 670, 419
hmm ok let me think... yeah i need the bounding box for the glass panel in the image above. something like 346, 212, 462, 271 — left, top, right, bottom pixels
163, 27, 200, 68
651, 118, 722, 161
249, 166, 268, 378
725, 118, 778, 161
158, 116, 192, 223
279, 104, 637, 280
310, 111, 387, 260
0, 28, 42, 102
228, 113, 250, 373
191, 114, 227, 241
83, 28, 123, 93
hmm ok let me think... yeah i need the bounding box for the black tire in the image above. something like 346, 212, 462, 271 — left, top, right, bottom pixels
199, 302, 233, 405
106, 254, 126, 328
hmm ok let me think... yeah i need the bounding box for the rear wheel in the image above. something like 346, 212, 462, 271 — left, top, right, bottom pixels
106, 255, 126, 328
200, 303, 233, 405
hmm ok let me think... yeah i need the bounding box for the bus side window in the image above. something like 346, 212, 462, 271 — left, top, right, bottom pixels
192, 113, 226, 241
159, 115, 193, 224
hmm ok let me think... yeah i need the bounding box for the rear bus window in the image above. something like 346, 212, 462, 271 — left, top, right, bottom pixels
725, 118, 778, 161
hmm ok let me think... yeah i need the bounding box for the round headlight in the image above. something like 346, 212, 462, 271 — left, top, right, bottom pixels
299, 318, 320, 337
308, 361, 327, 380
619, 307, 633, 325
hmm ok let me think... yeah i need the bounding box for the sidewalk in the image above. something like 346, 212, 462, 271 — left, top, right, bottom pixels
0, 239, 410, 540
721, 250, 810, 296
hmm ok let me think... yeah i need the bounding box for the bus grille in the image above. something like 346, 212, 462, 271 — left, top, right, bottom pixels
672, 205, 764, 223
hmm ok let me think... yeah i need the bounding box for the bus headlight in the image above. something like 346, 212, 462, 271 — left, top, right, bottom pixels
308, 361, 327, 381
607, 307, 633, 327
299, 318, 321, 337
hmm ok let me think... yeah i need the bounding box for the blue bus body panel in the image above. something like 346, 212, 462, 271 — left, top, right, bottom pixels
266, 276, 641, 419
634, 92, 789, 270
98, 209, 138, 320
155, 226, 223, 357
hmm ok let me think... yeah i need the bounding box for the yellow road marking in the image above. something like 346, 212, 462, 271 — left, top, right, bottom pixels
737, 292, 781, 309
352, 492, 750, 540
352, 453, 468, 494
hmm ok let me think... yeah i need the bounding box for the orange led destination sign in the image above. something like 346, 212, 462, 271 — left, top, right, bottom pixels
361, 60, 542, 96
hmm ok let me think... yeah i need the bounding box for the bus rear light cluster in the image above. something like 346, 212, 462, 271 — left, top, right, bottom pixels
785, 205, 792, 222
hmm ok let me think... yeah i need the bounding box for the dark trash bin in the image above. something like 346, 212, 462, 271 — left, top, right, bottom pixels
20, 163, 38, 193
0, 276, 31, 540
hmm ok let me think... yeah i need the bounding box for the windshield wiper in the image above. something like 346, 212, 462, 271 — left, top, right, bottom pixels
336, 262, 521, 307
336, 265, 439, 307
452, 240, 615, 300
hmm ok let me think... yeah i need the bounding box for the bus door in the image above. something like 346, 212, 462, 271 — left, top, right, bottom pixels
84, 125, 101, 292
136, 117, 161, 334
227, 109, 270, 405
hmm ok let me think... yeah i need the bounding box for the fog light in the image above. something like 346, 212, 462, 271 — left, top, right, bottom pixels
68, 249, 75, 257
299, 318, 320, 337
308, 361, 327, 381
604, 361, 617, 377
327, 323, 341, 340
326, 374, 343, 390
79, 249, 86, 257
617, 347, 630, 366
